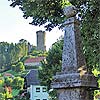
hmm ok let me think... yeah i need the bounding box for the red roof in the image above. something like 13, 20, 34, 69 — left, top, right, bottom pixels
24, 57, 45, 63
4, 73, 13, 77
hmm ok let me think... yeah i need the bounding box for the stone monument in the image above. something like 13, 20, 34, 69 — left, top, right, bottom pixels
51, 5, 97, 100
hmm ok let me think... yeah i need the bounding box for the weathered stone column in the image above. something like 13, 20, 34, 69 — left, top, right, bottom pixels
51, 5, 97, 100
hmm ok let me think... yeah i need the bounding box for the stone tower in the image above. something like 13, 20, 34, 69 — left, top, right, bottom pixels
36, 30, 46, 51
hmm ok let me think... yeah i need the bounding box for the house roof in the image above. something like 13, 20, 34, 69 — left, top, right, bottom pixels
4, 73, 13, 77
24, 57, 45, 63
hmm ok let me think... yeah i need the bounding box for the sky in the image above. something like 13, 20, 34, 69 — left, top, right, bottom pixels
0, 0, 64, 50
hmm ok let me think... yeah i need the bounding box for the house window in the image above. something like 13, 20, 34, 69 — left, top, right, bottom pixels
36, 87, 40, 92
42, 87, 46, 92
43, 99, 47, 100
36, 99, 40, 100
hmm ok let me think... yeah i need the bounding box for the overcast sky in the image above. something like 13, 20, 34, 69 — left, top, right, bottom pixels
0, 0, 63, 50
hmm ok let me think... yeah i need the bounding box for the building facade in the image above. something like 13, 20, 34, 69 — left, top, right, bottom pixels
25, 69, 49, 100
30, 85, 49, 100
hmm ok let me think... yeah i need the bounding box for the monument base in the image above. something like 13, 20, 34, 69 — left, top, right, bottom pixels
52, 73, 98, 100
57, 88, 93, 100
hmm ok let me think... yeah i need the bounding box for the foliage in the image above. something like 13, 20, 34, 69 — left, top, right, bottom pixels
0, 87, 5, 93
16, 62, 25, 72
0, 69, 27, 100
31, 50, 48, 57
4, 70, 28, 78
47, 36, 63, 67
78, 0, 100, 71
0, 86, 13, 100
0, 54, 6, 69
8, 0, 100, 70
17, 39, 29, 58
5, 86, 13, 99
8, 0, 72, 31
12, 77, 24, 89
49, 89, 57, 100
4, 77, 13, 86
11, 62, 25, 72
92, 69, 100, 77
0, 93, 5, 100
39, 36, 63, 89
0, 39, 41, 71
25, 65, 39, 70
12, 89, 20, 97
0, 40, 28, 70
13, 90, 30, 100
20, 56, 30, 63
0, 78, 4, 86
8, 0, 99, 31
11, 65, 16, 71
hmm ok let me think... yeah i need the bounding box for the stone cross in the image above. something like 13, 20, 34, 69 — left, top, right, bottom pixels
51, 5, 97, 100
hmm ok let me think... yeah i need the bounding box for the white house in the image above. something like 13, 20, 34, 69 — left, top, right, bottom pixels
30, 85, 49, 100
25, 69, 49, 100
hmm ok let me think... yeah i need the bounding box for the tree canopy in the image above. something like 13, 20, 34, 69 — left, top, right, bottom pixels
0, 39, 33, 70
8, 0, 99, 30
8, 0, 99, 69
39, 36, 63, 89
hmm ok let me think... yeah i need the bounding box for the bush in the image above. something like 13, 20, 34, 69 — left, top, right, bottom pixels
4, 77, 13, 86
16, 62, 25, 72
11, 65, 16, 71
12, 77, 24, 89
0, 93, 5, 100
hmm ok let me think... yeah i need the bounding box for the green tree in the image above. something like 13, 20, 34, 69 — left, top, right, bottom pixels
8, 0, 99, 31
11, 65, 16, 71
31, 50, 48, 57
39, 36, 63, 89
12, 77, 24, 89
0, 78, 4, 86
8, 0, 99, 70
9, 43, 16, 64
0, 54, 6, 69
16, 62, 25, 72
17, 39, 28, 59
0, 42, 10, 68
9, 0, 71, 31
0, 93, 5, 100
0, 41, 29, 70
0, 87, 5, 94
4, 77, 13, 86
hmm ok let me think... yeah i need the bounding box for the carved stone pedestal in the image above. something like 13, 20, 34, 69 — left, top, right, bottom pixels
57, 88, 92, 100
52, 73, 97, 100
